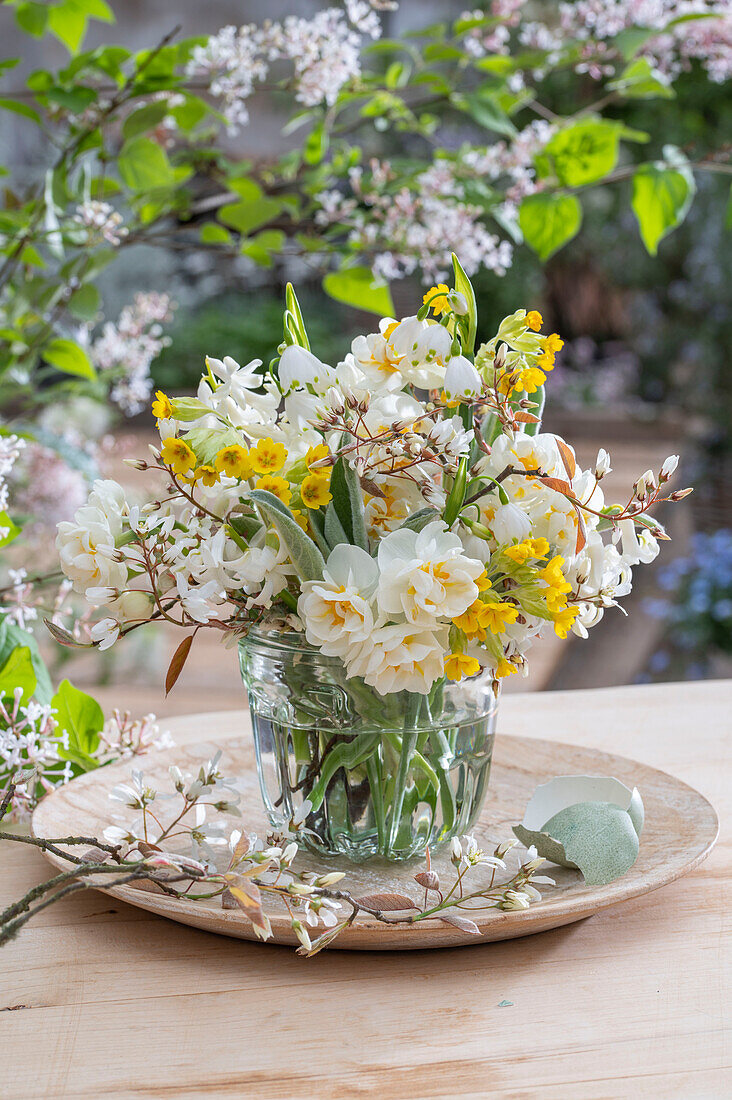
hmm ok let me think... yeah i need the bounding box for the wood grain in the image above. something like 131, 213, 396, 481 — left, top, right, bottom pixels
1, 681, 729, 1099
31, 724, 718, 950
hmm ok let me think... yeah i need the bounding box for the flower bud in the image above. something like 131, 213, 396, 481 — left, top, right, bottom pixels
660, 454, 679, 481
594, 448, 612, 479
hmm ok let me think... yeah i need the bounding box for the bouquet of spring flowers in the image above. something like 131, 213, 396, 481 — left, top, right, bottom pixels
53, 256, 689, 859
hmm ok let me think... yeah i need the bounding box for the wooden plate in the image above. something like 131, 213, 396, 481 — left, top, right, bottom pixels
32, 710, 718, 950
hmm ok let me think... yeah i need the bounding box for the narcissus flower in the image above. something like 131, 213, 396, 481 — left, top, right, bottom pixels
377, 521, 485, 625
255, 474, 291, 504
151, 390, 172, 420
250, 438, 287, 475
161, 437, 196, 476
301, 473, 332, 509
214, 445, 251, 479
444, 651, 480, 681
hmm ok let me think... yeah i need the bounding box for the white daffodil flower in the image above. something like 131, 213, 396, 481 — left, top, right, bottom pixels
376, 520, 484, 625
298, 544, 378, 660
346, 621, 447, 695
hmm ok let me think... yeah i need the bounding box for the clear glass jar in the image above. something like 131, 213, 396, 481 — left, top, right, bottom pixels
239, 627, 497, 862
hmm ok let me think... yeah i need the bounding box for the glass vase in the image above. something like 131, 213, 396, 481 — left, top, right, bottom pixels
239, 628, 497, 862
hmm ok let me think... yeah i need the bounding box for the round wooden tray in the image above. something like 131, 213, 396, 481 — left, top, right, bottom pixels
32, 711, 718, 950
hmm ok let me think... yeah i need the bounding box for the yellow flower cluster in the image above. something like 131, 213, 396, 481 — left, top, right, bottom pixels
300, 444, 333, 510
495, 311, 565, 397
539, 554, 580, 638
503, 536, 550, 565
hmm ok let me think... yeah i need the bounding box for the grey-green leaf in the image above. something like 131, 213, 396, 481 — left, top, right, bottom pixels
249, 490, 325, 582
330, 455, 368, 550
324, 502, 349, 549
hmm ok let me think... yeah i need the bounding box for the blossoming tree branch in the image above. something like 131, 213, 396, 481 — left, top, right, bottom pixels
1, 0, 731, 416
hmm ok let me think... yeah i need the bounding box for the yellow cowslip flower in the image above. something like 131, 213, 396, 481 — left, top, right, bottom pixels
444, 651, 481, 681
291, 508, 309, 532
160, 437, 196, 476
194, 465, 219, 487
540, 555, 572, 612
505, 537, 551, 564
495, 657, 518, 678
423, 283, 451, 316
543, 333, 564, 354
536, 351, 556, 372
504, 540, 533, 565
519, 365, 547, 392
452, 602, 485, 640
475, 601, 519, 635
475, 569, 492, 592
250, 437, 287, 475
526, 310, 543, 332
301, 472, 333, 509
528, 537, 550, 559
151, 390, 172, 420
552, 605, 580, 639
214, 444, 251, 479
255, 475, 292, 505
306, 443, 330, 471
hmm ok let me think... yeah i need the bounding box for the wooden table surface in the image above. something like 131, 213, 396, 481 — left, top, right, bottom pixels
1, 681, 729, 1099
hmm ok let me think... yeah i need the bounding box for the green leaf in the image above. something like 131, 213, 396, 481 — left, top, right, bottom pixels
118, 136, 174, 191
323, 265, 394, 316
631, 155, 695, 255
199, 223, 232, 245
0, 98, 41, 123
52, 678, 103, 770
15, 2, 48, 37
303, 122, 329, 166
608, 57, 675, 100
121, 101, 169, 140
330, 453, 368, 550
48, 2, 88, 54
183, 425, 242, 465
0, 511, 21, 548
725, 184, 732, 231
453, 90, 516, 138
519, 192, 582, 261
218, 197, 282, 235
452, 253, 477, 355
323, 503, 349, 549
43, 338, 96, 380
542, 119, 621, 187
67, 282, 101, 321
0, 618, 53, 704
249, 490, 325, 582
0, 647, 37, 704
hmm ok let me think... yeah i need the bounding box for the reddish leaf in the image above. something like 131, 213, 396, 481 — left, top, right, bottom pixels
436, 912, 481, 935
221, 888, 238, 910
414, 871, 440, 891
513, 411, 540, 423
556, 438, 576, 480
354, 892, 418, 911
229, 881, 262, 910
538, 476, 574, 497
165, 634, 194, 695
574, 506, 587, 555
